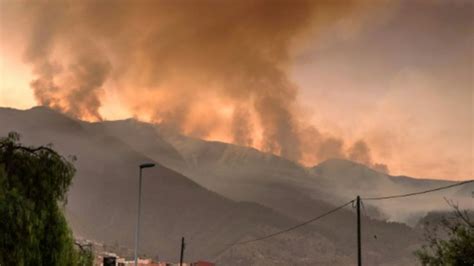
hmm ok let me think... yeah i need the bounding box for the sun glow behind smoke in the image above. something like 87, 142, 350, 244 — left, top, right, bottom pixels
0, 0, 472, 180
0, 0, 382, 166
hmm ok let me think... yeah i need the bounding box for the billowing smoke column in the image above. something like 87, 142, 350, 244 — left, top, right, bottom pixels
20, 1, 112, 121
3, 0, 388, 170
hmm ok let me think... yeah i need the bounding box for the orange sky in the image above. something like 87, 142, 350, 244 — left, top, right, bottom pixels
0, 0, 472, 180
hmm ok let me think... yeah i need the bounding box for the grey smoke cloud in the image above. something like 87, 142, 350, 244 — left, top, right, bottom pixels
349, 140, 389, 173
232, 106, 254, 147
1, 0, 389, 169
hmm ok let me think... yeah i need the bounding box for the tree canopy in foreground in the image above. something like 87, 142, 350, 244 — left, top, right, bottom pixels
415, 200, 474, 266
0, 132, 92, 266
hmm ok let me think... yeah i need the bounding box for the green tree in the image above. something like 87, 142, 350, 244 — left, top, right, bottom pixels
0, 132, 93, 266
415, 200, 474, 266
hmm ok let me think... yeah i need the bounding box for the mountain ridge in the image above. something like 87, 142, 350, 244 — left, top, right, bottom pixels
2, 106, 470, 265
3, 106, 353, 264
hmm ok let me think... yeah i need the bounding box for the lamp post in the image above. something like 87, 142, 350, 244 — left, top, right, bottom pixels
134, 163, 155, 266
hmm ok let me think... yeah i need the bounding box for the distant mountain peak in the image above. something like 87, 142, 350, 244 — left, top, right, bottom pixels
29, 105, 53, 112
313, 158, 375, 172
28, 106, 71, 118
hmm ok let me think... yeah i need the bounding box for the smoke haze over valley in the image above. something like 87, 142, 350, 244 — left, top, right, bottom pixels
0, 0, 472, 265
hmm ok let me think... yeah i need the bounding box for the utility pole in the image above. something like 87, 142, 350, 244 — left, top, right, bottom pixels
356, 195, 362, 266
179, 237, 185, 266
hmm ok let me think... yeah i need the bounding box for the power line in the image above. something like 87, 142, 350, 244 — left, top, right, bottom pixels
201, 179, 473, 258
238, 200, 354, 245
361, 179, 473, 201
237, 199, 354, 245
221, 180, 473, 248
212, 199, 354, 258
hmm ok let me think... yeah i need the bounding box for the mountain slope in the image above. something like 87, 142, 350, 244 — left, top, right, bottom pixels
0, 107, 355, 264
88, 115, 474, 264
5, 107, 466, 265
83, 119, 186, 170
102, 118, 468, 224
79, 115, 428, 264
311, 159, 471, 224
311, 158, 455, 194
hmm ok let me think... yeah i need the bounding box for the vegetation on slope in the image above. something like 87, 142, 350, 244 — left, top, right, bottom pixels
415, 201, 474, 265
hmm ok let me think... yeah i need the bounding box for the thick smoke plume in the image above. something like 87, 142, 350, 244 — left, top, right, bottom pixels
2, 0, 388, 170
348, 140, 389, 173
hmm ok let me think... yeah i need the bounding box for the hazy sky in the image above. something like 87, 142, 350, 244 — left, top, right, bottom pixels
292, 0, 473, 179
0, 0, 472, 180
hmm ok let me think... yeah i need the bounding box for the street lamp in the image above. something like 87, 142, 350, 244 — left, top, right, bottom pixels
134, 163, 156, 266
